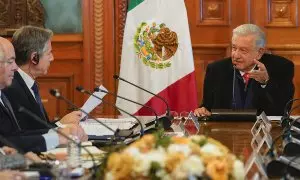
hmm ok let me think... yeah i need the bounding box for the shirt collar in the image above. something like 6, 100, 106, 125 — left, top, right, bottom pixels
17, 68, 35, 89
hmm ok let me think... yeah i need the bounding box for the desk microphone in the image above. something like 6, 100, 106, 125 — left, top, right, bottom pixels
267, 117, 300, 158
75, 86, 144, 136
94, 87, 158, 128
18, 106, 97, 177
281, 98, 299, 128
113, 74, 172, 130
49, 89, 133, 139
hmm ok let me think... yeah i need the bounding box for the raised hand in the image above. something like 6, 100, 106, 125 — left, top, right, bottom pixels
249, 59, 269, 84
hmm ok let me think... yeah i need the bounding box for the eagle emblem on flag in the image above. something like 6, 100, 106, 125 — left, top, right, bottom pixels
134, 22, 178, 69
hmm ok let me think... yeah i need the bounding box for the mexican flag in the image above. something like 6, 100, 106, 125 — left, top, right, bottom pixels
116, 0, 198, 116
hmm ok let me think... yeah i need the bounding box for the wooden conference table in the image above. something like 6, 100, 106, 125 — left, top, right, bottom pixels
181, 119, 283, 156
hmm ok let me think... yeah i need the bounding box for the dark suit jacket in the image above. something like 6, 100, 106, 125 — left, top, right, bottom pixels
201, 53, 294, 116
3, 71, 53, 131
0, 95, 47, 153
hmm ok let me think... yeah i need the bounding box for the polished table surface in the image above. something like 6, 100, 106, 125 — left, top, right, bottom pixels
181, 120, 283, 156
99, 116, 284, 156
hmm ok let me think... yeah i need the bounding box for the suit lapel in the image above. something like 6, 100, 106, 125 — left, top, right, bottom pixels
222, 61, 235, 108
0, 94, 21, 131
14, 72, 48, 121
0, 105, 16, 133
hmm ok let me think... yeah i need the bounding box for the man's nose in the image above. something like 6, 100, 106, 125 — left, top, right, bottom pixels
232, 50, 241, 59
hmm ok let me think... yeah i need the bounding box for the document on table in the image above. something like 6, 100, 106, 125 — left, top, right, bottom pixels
80, 118, 137, 137
267, 116, 300, 121
80, 85, 108, 119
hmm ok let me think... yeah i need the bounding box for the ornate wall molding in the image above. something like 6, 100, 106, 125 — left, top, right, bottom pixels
0, 0, 44, 35
115, 0, 128, 73
196, 0, 231, 26
94, 0, 104, 114
266, 0, 298, 27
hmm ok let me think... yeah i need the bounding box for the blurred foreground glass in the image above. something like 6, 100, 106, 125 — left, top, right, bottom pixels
169, 111, 199, 135
170, 111, 190, 121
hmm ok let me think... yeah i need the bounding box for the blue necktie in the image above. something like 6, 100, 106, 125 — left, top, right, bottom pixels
31, 82, 46, 118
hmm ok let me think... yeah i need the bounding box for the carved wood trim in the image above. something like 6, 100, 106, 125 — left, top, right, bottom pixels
93, 0, 104, 115
192, 44, 231, 57
196, 0, 231, 26
267, 44, 300, 50
0, 0, 44, 35
115, 0, 127, 78
266, 0, 298, 27
192, 44, 300, 57
114, 0, 128, 116
52, 34, 83, 42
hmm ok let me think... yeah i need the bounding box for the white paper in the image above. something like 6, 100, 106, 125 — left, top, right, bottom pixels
267, 115, 300, 121
80, 118, 136, 136
80, 85, 108, 119
43, 146, 105, 155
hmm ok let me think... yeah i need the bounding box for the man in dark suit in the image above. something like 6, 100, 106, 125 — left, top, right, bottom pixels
3, 26, 82, 131
194, 24, 294, 116
0, 37, 87, 153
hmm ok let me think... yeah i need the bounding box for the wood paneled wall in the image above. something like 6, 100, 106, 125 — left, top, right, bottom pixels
43, 0, 300, 119
38, 34, 85, 120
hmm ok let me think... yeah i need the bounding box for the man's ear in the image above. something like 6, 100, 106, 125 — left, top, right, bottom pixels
256, 47, 265, 60
30, 52, 39, 65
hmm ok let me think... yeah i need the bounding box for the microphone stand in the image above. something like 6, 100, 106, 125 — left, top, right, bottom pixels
75, 86, 144, 136
18, 106, 98, 178
281, 99, 299, 128
94, 87, 158, 129
114, 75, 173, 130
232, 65, 237, 109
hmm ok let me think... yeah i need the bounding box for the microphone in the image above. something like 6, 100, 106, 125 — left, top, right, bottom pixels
232, 65, 237, 109
281, 98, 299, 128
268, 117, 300, 157
94, 87, 158, 129
75, 86, 144, 136
113, 74, 172, 130
266, 155, 300, 178
282, 117, 300, 156
49, 89, 133, 139
18, 106, 98, 177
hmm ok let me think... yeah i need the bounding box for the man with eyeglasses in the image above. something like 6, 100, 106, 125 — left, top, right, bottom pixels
194, 24, 294, 117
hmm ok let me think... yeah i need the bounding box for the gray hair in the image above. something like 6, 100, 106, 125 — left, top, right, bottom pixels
12, 25, 53, 66
232, 24, 266, 48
